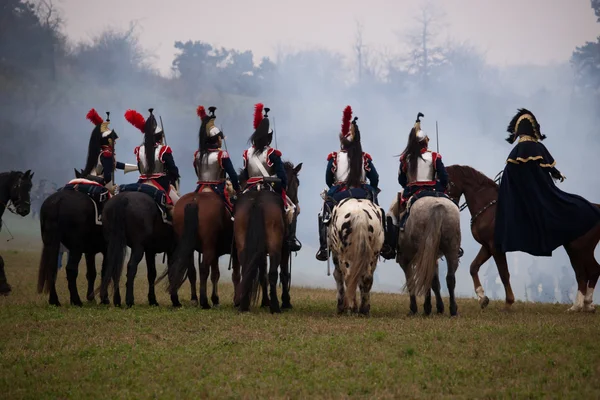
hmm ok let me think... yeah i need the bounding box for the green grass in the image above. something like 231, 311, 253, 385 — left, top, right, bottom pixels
1, 250, 599, 399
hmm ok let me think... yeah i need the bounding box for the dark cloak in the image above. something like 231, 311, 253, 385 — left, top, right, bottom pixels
494, 139, 600, 256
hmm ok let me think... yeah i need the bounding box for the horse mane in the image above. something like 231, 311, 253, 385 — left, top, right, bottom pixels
447, 165, 498, 189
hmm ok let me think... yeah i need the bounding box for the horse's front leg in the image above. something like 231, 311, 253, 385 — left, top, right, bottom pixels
471, 245, 492, 309
66, 252, 83, 307
0, 254, 11, 296
432, 271, 445, 314
332, 257, 346, 314
268, 253, 281, 314
210, 256, 221, 308
146, 252, 159, 306
124, 246, 144, 308
85, 253, 97, 302
280, 250, 293, 310
359, 265, 374, 316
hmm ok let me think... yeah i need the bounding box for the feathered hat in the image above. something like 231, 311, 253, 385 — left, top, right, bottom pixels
340, 106, 361, 144
124, 109, 146, 133
506, 108, 544, 144
86, 108, 117, 141
250, 103, 273, 145
197, 105, 223, 152
411, 112, 427, 142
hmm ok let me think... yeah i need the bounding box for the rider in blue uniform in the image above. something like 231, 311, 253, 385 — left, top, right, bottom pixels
194, 105, 240, 213
495, 108, 600, 257
316, 105, 394, 261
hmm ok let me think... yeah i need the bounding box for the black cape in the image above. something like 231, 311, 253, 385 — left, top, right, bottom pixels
494, 139, 600, 256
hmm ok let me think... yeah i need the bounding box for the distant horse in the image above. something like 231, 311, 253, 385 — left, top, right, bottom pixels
166, 186, 239, 309
37, 172, 108, 306
446, 164, 600, 312
0, 170, 33, 295
391, 196, 462, 316
328, 198, 384, 316
235, 161, 302, 313
100, 190, 176, 307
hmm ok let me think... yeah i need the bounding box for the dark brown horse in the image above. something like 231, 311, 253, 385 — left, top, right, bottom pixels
236, 161, 302, 313
446, 164, 600, 312
0, 170, 33, 295
166, 187, 239, 309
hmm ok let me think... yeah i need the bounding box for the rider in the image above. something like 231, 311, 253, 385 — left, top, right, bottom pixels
392, 112, 462, 258
194, 105, 240, 213
495, 108, 600, 257
315, 105, 394, 261
239, 103, 301, 252
125, 108, 181, 209
82, 108, 137, 193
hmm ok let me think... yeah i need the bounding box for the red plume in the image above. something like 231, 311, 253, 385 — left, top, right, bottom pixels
124, 109, 146, 133
86, 108, 103, 126
341, 105, 352, 136
196, 106, 206, 119
253, 103, 264, 129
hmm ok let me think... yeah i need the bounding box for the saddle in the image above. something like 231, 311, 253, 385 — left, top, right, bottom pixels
196, 180, 236, 219
398, 189, 456, 231
243, 177, 296, 225
61, 179, 110, 225
118, 182, 171, 225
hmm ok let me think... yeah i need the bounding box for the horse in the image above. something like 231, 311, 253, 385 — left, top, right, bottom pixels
390, 195, 462, 316
37, 176, 108, 306
235, 161, 302, 313
100, 188, 177, 308
0, 170, 33, 295
166, 184, 239, 309
446, 164, 600, 312
327, 198, 384, 316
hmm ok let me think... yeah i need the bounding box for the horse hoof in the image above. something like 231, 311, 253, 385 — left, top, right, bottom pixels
480, 296, 490, 309
0, 283, 12, 296
71, 300, 83, 307
149, 301, 159, 307
172, 302, 182, 308
212, 303, 220, 309
281, 302, 293, 310
190, 299, 198, 307
583, 305, 596, 313
200, 303, 211, 310
270, 308, 282, 314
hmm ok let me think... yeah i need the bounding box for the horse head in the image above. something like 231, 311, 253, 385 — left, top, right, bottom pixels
284, 161, 302, 207
445, 165, 465, 205
10, 170, 34, 216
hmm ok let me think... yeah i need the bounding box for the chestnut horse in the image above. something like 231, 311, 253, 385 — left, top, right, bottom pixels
446, 164, 600, 312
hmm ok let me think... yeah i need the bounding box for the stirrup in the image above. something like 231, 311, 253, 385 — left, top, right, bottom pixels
316, 248, 328, 261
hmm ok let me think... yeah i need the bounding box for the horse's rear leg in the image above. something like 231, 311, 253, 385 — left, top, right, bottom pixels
470, 245, 492, 308
66, 252, 83, 307
146, 252, 159, 306
432, 270, 445, 314
268, 252, 282, 314
99, 255, 110, 305
188, 255, 198, 306
359, 264, 375, 316
446, 255, 459, 317
260, 273, 269, 308
232, 256, 241, 308
124, 246, 144, 308
492, 251, 515, 310
333, 258, 346, 314
400, 262, 418, 315
85, 253, 97, 302
280, 252, 293, 310
210, 256, 221, 307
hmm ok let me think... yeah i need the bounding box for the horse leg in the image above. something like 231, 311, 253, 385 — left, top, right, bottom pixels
333, 257, 346, 314
492, 251, 515, 310
146, 252, 158, 306
446, 254, 460, 317
470, 245, 492, 309
188, 254, 198, 306
232, 256, 241, 308
210, 256, 221, 308
564, 245, 588, 312
0, 254, 11, 296
268, 252, 282, 314
199, 252, 211, 309
99, 255, 109, 305
280, 251, 293, 310
400, 262, 418, 315
423, 289, 433, 316
260, 272, 270, 308
432, 271, 445, 314
85, 253, 97, 302
358, 266, 374, 316
125, 246, 144, 308
65, 251, 83, 307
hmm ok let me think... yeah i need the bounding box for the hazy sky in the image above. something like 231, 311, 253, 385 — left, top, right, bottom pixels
58, 0, 598, 75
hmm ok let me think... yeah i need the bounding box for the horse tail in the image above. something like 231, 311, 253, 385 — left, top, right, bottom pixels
101, 196, 129, 294
167, 202, 198, 294
345, 207, 380, 308
407, 203, 444, 297
240, 199, 267, 308
37, 196, 61, 294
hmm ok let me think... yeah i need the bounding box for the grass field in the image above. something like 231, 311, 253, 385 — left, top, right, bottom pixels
1, 250, 599, 399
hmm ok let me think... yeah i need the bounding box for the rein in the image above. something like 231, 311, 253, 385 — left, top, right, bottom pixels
449, 171, 502, 226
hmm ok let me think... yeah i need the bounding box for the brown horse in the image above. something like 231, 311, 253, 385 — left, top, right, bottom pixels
166, 186, 239, 309
446, 164, 600, 312
235, 161, 302, 313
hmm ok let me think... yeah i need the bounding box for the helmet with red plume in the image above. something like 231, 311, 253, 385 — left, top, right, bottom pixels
249, 103, 273, 154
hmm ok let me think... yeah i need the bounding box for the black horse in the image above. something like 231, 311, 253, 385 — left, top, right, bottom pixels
0, 170, 34, 295
37, 179, 108, 306
101, 191, 176, 308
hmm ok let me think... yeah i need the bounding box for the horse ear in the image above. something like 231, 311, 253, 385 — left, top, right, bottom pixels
293, 163, 303, 174
24, 169, 31, 177
30, 172, 34, 180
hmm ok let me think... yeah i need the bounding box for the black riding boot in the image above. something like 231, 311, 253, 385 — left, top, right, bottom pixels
380, 215, 398, 260
287, 212, 302, 252
315, 215, 328, 261
379, 209, 395, 260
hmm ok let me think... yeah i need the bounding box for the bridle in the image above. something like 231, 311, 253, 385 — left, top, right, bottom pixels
447, 171, 503, 227
1, 173, 29, 215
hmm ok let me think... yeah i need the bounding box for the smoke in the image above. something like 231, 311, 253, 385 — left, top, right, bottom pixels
1, 0, 598, 303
